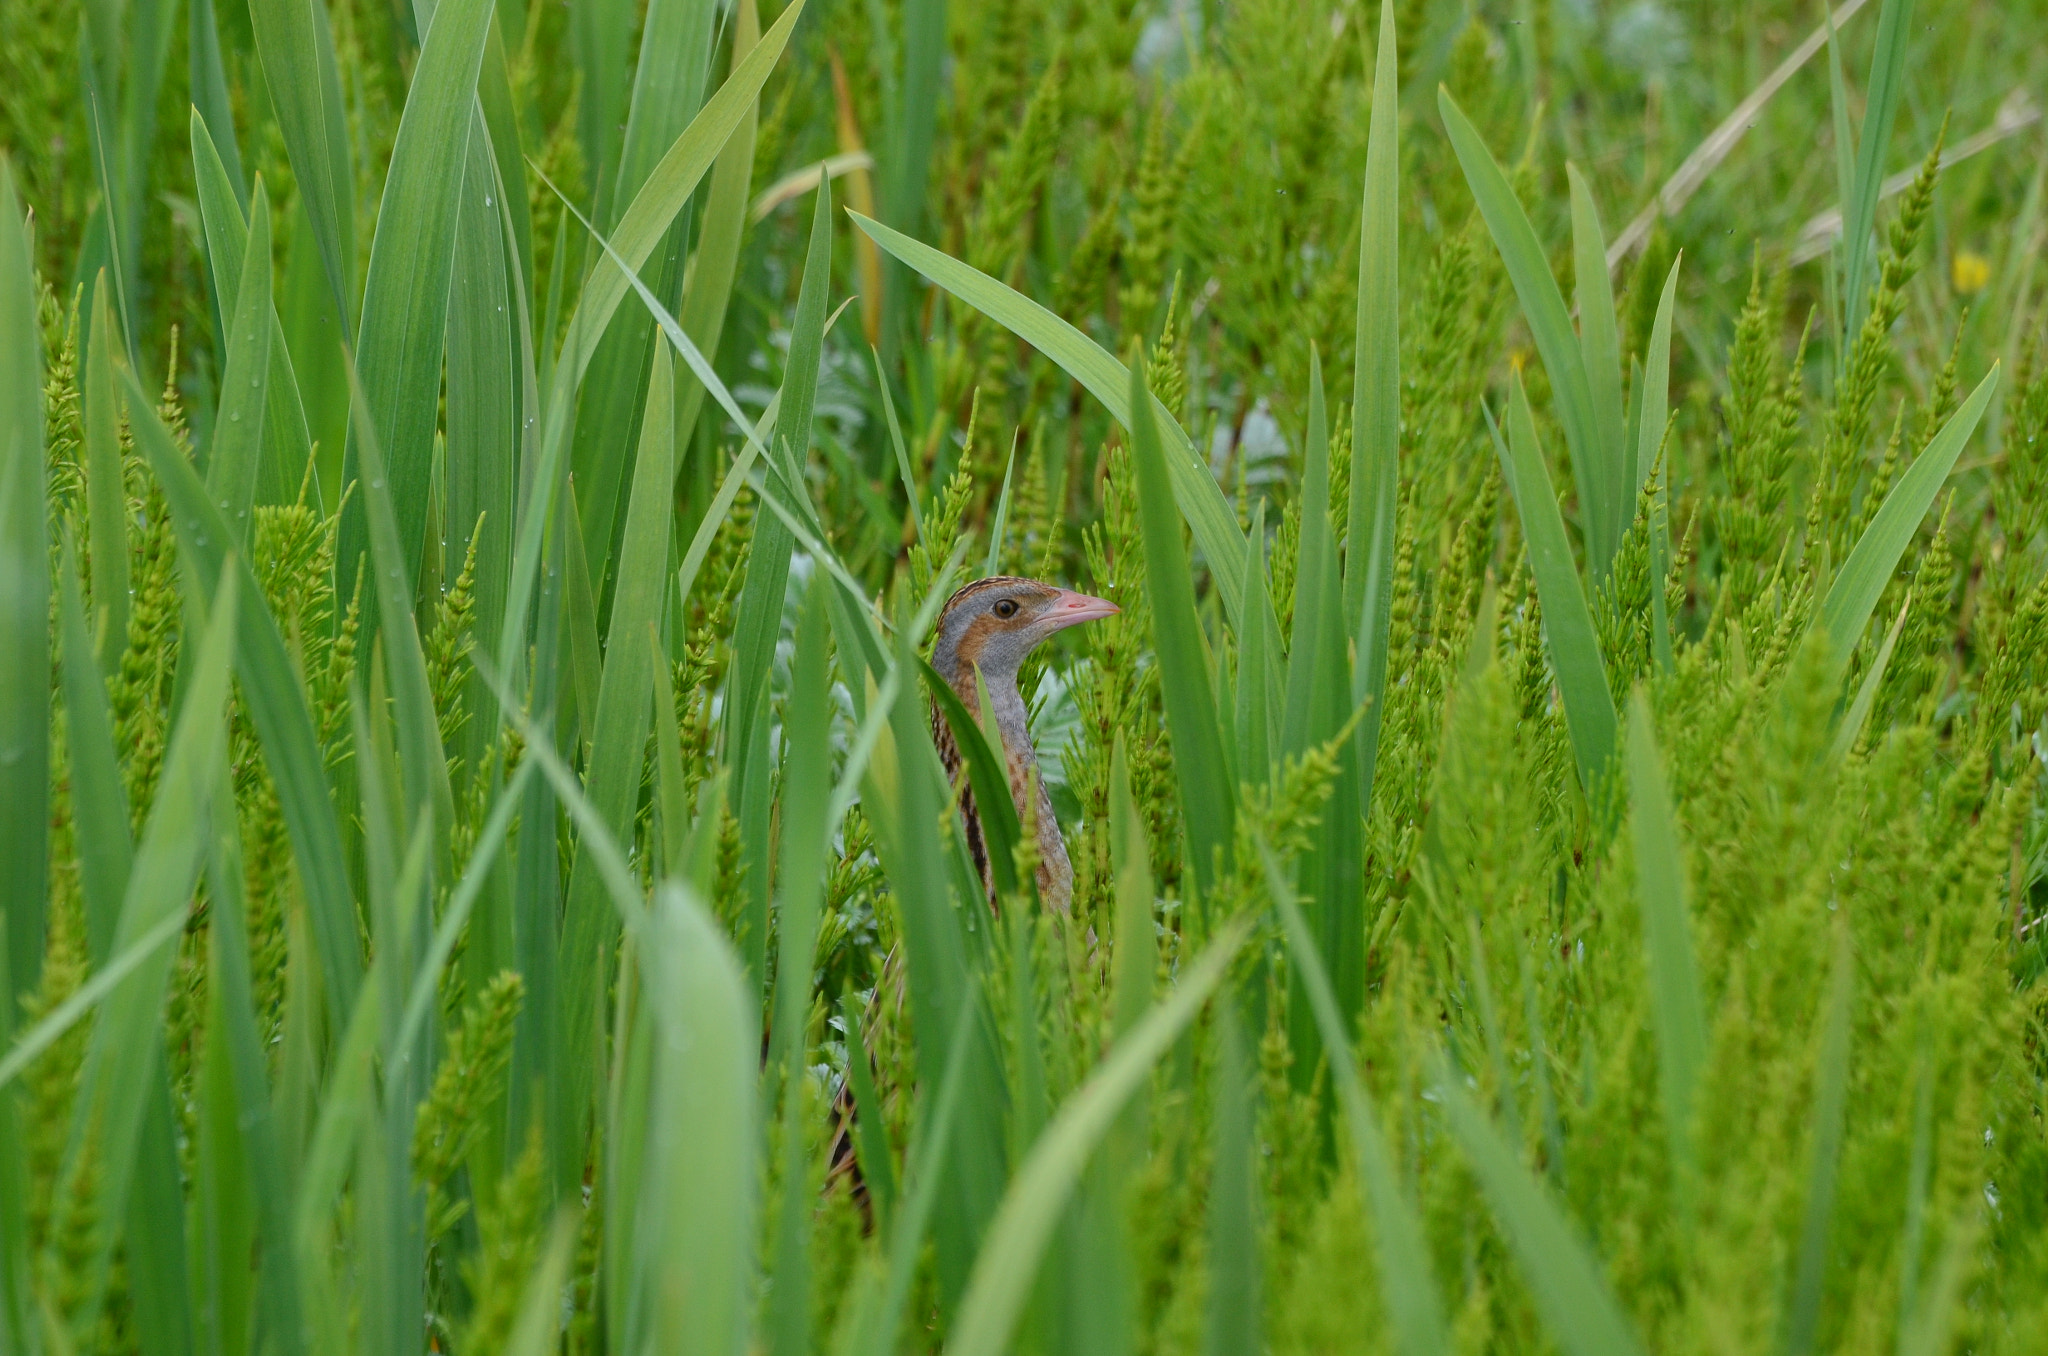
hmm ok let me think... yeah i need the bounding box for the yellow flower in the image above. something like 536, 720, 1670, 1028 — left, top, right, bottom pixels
1952, 250, 1992, 295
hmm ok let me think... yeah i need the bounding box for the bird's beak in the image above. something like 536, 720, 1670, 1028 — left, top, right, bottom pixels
1042, 588, 1120, 632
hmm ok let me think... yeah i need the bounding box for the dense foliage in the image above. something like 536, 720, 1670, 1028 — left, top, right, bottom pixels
3, 0, 2048, 1352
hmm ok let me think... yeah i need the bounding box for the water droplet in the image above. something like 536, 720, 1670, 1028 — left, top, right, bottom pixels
230, 412, 240, 421
484, 195, 494, 207
372, 479, 384, 489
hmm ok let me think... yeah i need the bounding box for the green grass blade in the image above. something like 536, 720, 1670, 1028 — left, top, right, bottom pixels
843, 992, 897, 1234
444, 113, 519, 771
343, 362, 456, 844
58, 536, 130, 967
1439, 89, 1612, 576
1499, 377, 1618, 789
1128, 353, 1234, 898
82, 278, 130, 674
1842, 0, 1917, 339
1433, 1069, 1648, 1356
388, 759, 538, 1064
335, 0, 497, 612
0, 159, 47, 1008
0, 904, 184, 1092
673, 0, 762, 444
566, 0, 716, 593
1625, 691, 1707, 1213
502, 1209, 582, 1356
1235, 501, 1281, 789
860, 629, 1007, 1312
843, 998, 979, 1356
198, 758, 306, 1356
64, 569, 238, 1339
1110, 738, 1155, 1040
190, 111, 318, 511
122, 365, 362, 1029
986, 434, 1019, 576
851, 210, 1248, 626
188, 0, 247, 209
641, 883, 760, 1356
247, 0, 355, 333
1634, 260, 1681, 503
729, 180, 834, 988
769, 579, 835, 1356
945, 917, 1253, 1356
560, 344, 680, 1173
1283, 349, 1335, 758
1263, 843, 1447, 1356
1349, 0, 1401, 809
876, 346, 925, 544
1814, 365, 1997, 689
1568, 163, 1627, 567
205, 186, 273, 544
1782, 927, 1855, 1356
1832, 595, 1911, 762
1202, 1002, 1262, 1356
920, 657, 1023, 898
652, 628, 689, 879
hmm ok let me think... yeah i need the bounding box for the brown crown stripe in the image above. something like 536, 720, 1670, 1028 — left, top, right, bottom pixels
938, 574, 1053, 614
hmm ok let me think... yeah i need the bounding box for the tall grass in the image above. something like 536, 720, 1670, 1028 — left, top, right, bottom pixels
5, 0, 2048, 1352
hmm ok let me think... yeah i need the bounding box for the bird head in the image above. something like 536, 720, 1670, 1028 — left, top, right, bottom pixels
931, 576, 1120, 687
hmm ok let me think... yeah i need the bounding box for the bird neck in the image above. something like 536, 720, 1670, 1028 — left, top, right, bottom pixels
947, 662, 1034, 761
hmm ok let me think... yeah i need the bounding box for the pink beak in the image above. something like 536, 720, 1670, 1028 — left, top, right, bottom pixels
1043, 588, 1120, 632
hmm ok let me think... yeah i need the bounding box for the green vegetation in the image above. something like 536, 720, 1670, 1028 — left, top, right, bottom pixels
5, 0, 2048, 1350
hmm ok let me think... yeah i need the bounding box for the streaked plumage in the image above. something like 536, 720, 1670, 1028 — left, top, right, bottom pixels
928, 575, 1119, 911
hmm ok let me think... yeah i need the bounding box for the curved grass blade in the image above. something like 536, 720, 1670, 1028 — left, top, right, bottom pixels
920, 658, 1023, 897
1434, 1068, 1648, 1356
673, 0, 762, 444
0, 908, 185, 1092
492, 0, 806, 684
247, 0, 354, 333
1813, 365, 1997, 689
1262, 842, 1447, 1356
1440, 89, 1613, 576
1499, 376, 1618, 789
0, 159, 47, 1006
1349, 0, 1401, 810
851, 210, 1248, 624
1831, 594, 1911, 762
1625, 691, 1707, 1214
944, 917, 1253, 1356
335, 0, 497, 608
1633, 257, 1683, 500
1129, 355, 1234, 897
121, 366, 361, 1027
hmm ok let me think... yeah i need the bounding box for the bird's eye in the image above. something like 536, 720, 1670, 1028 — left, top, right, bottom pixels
994, 599, 1019, 619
